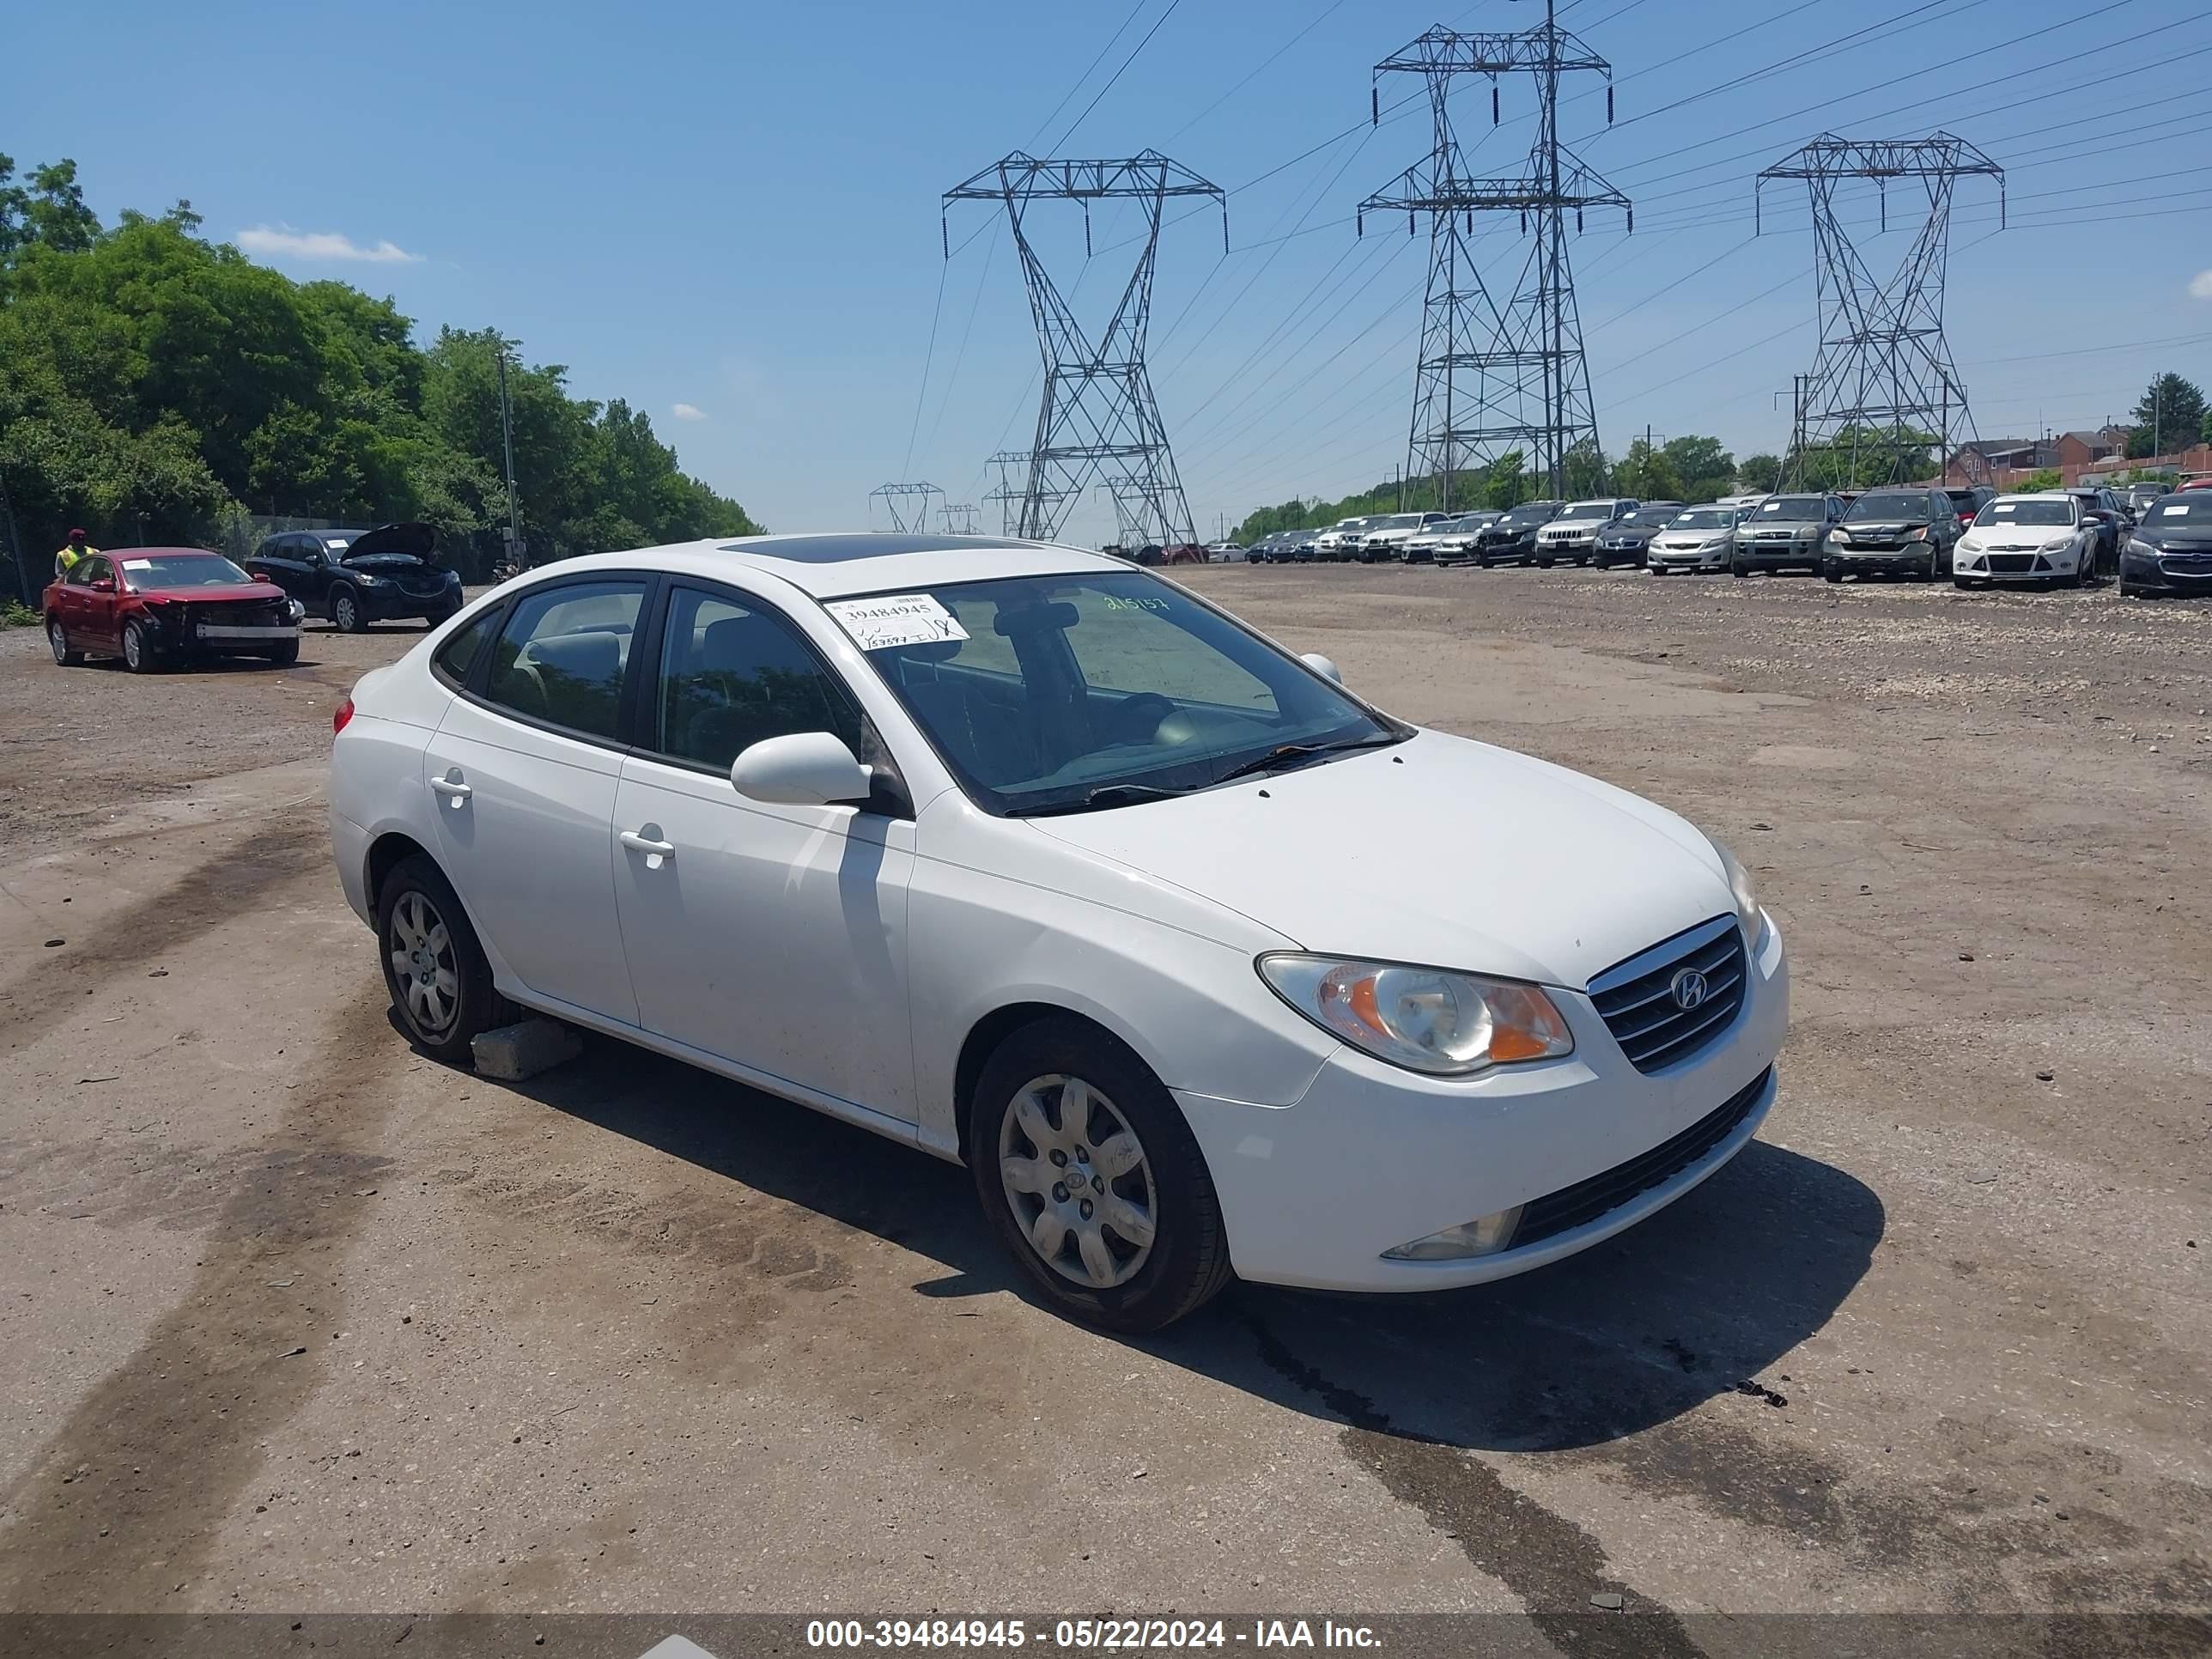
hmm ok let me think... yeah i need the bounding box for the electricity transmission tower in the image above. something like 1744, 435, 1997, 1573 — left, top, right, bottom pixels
1757, 133, 2004, 489
1361, 6, 1628, 507
869, 481, 942, 533
939, 501, 981, 535
945, 152, 1226, 545
982, 449, 1070, 536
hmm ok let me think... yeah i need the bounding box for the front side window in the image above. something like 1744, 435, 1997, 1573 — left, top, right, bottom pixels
653, 586, 866, 771
71, 556, 112, 587
836, 569, 1405, 817
483, 580, 646, 738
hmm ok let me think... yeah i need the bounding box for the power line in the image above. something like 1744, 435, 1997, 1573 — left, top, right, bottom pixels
1053, 0, 1184, 152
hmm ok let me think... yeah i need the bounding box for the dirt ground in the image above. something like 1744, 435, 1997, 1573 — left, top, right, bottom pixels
0, 568, 2206, 1644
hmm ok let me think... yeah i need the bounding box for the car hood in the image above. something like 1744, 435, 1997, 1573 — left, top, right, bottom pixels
1842, 520, 1928, 534
135, 580, 289, 604
2138, 524, 2212, 545
340, 522, 443, 566
1029, 729, 1733, 989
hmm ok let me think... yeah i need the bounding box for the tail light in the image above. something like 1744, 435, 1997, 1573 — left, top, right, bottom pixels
333, 696, 355, 736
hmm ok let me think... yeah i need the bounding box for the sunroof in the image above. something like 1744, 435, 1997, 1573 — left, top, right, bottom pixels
720, 533, 1036, 563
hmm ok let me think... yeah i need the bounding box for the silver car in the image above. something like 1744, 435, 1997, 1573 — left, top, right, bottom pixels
1731, 493, 1844, 576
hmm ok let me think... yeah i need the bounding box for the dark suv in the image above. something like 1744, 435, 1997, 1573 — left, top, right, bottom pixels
1823, 488, 1965, 581
1473, 501, 1565, 567
1733, 493, 1845, 575
246, 523, 465, 631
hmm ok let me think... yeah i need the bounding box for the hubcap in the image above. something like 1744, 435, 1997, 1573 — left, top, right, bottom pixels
387, 890, 459, 1036
49, 623, 65, 663
125, 627, 141, 667
999, 1073, 1157, 1290
337, 596, 356, 628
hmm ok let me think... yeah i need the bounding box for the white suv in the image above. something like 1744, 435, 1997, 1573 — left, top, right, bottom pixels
1360, 512, 1448, 562
1533, 499, 1639, 567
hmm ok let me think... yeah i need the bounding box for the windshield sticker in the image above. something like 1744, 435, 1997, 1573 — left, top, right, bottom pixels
825, 592, 969, 651
120, 558, 153, 570
1100, 594, 1170, 612
325, 538, 349, 550
1993, 503, 2017, 514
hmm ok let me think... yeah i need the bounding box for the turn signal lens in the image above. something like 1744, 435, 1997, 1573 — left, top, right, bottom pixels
332, 696, 354, 737
1257, 954, 1574, 1077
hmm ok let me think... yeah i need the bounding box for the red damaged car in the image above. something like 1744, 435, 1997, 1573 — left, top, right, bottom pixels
45, 547, 305, 672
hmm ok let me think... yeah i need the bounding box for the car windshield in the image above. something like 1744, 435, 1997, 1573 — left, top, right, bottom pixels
841, 570, 1405, 817
1976, 499, 2072, 527
1501, 504, 1558, 526
1847, 493, 1932, 521
1557, 502, 1612, 520
1631, 506, 1680, 526
2148, 498, 2211, 520
1670, 508, 1733, 529
1943, 491, 1984, 512
1759, 496, 1827, 520
117, 553, 255, 586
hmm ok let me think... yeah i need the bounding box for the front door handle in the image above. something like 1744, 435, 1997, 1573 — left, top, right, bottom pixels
619, 829, 677, 859
433, 769, 472, 805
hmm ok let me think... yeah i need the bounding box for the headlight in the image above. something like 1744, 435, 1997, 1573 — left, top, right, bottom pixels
283, 599, 305, 621
1960, 536, 1985, 553
2040, 537, 2073, 553
1708, 835, 1763, 942
1256, 954, 1573, 1076
1830, 528, 1851, 544
1700, 538, 1728, 551
352, 572, 386, 587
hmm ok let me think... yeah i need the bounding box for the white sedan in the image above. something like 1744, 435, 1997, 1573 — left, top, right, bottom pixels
329, 533, 1789, 1330
1954, 492, 2099, 589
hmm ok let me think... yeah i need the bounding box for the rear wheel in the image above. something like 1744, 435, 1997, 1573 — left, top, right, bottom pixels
376, 854, 504, 1063
969, 1017, 1231, 1333
47, 621, 82, 666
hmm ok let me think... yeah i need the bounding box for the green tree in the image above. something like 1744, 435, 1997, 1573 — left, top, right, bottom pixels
2016, 467, 2063, 493
1662, 434, 1735, 501
1484, 451, 1528, 509
1738, 453, 1783, 489
1612, 439, 1681, 501
0, 155, 102, 261
2126, 373, 2206, 457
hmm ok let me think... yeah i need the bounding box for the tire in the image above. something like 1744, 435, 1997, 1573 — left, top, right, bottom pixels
47, 620, 83, 666
1534, 556, 1554, 568
1730, 559, 1749, 578
1953, 575, 1973, 590
968, 1016, 1232, 1333
121, 618, 159, 673
1823, 562, 1843, 584
265, 641, 301, 666
376, 854, 506, 1063
330, 586, 367, 633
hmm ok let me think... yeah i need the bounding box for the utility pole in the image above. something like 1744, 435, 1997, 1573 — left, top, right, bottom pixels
870, 482, 944, 533
497, 347, 523, 568
945, 152, 1225, 546
1360, 8, 1628, 504
1758, 134, 2003, 490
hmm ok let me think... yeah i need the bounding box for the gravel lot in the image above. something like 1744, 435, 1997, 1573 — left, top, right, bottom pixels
0, 568, 2205, 1643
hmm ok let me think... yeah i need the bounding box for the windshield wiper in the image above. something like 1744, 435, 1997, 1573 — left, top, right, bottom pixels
1211, 733, 1402, 786
1004, 782, 1192, 818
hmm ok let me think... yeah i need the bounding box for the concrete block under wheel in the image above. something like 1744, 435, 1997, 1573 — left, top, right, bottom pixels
471, 1018, 582, 1080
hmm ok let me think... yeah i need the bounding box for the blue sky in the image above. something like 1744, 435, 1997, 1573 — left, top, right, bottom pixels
11, 0, 2212, 541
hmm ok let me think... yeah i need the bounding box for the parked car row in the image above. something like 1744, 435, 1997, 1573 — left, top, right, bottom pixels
1237, 478, 2203, 595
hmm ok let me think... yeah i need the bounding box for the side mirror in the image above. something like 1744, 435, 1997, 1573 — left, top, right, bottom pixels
728, 732, 871, 808
1300, 652, 1342, 684
90, 578, 116, 593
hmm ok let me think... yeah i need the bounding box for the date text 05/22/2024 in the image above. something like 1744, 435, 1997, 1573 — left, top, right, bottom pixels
805, 1620, 1382, 1650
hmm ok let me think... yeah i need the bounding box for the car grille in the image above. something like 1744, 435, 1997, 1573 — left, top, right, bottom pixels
1511, 1066, 1771, 1249
1987, 554, 2037, 573
2161, 553, 2212, 575
392, 572, 448, 596
184, 599, 287, 628
1589, 915, 1748, 1074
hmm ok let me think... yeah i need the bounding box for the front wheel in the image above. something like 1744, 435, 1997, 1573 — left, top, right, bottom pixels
265, 641, 301, 666
969, 1017, 1232, 1333
377, 854, 504, 1063
1730, 559, 1749, 578
330, 586, 367, 633
121, 619, 160, 673
48, 621, 83, 666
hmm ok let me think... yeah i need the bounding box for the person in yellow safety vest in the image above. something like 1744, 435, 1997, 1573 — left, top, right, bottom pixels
53, 528, 95, 579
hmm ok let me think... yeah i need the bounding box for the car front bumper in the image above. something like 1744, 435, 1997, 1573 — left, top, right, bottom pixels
1737, 538, 1821, 565
1826, 544, 1932, 574
1650, 544, 1729, 568
355, 582, 461, 619
2121, 548, 2212, 593
1176, 915, 1790, 1291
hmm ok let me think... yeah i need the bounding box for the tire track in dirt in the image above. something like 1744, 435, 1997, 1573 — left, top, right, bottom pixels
0, 820, 326, 1046
0, 990, 409, 1610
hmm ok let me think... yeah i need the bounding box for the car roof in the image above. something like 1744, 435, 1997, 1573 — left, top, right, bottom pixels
520, 532, 1125, 601
1995, 491, 2075, 501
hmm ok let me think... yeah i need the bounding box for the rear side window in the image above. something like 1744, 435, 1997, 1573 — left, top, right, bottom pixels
651, 586, 866, 770
483, 580, 647, 739
432, 609, 501, 688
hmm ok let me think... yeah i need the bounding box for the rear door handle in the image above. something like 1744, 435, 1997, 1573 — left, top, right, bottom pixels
433, 770, 472, 805
619, 830, 676, 859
